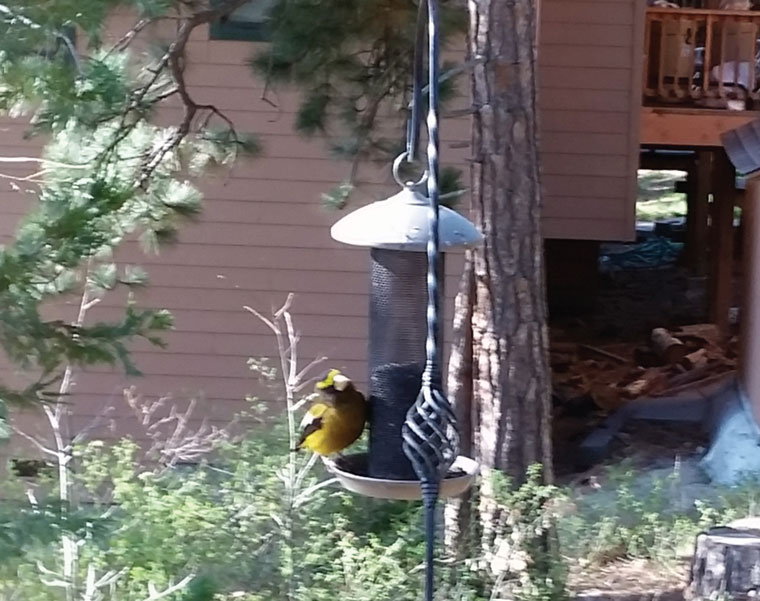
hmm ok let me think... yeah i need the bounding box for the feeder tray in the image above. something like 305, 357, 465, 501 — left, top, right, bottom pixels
324, 453, 479, 501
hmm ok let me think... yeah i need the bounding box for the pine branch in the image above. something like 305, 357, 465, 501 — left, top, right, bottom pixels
135, 0, 250, 189
0, 3, 83, 74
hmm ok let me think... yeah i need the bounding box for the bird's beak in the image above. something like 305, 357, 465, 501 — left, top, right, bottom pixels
333, 374, 350, 391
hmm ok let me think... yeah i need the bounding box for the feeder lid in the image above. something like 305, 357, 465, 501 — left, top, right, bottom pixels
330, 186, 483, 251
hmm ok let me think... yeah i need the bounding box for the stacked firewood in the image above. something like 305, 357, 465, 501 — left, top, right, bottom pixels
551, 324, 737, 415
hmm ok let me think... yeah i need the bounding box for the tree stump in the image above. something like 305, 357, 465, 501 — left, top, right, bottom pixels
687, 519, 760, 600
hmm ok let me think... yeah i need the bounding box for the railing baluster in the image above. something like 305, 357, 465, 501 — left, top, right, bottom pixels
732, 17, 739, 94
644, 12, 653, 98
719, 15, 726, 99
658, 13, 667, 99
750, 17, 758, 100
644, 6, 760, 110
704, 13, 714, 97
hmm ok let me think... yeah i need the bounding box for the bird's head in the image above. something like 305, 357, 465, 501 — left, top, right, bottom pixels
315, 368, 351, 392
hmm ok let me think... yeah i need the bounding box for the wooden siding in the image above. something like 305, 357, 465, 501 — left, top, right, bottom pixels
539, 0, 642, 241
1, 3, 644, 452
0, 13, 465, 445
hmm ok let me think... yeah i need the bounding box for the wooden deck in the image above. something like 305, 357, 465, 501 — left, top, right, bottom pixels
645, 7, 760, 109
640, 7, 760, 147
640, 106, 760, 147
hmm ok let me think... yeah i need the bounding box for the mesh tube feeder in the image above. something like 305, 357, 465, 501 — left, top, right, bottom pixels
328, 174, 482, 499
325, 0, 482, 501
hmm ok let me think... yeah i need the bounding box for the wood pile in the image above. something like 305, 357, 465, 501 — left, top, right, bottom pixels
551, 324, 737, 415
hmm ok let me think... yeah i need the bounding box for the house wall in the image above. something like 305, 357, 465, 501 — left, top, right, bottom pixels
538, 0, 643, 241
1, 14, 465, 446
1, 2, 643, 449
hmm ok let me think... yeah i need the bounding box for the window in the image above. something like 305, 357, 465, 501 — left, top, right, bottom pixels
210, 0, 275, 42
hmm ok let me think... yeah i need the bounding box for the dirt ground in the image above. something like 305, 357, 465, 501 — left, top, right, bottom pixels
569, 558, 688, 601
549, 259, 722, 600
560, 418, 706, 599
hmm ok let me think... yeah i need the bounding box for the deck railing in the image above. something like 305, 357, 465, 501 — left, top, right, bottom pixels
644, 7, 760, 109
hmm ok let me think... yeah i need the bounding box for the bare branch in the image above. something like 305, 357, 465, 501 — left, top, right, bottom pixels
293, 477, 339, 508
125, 388, 232, 467
274, 293, 295, 319
294, 452, 319, 490
294, 355, 328, 391
0, 156, 88, 167
107, 18, 154, 56
138, 575, 195, 601
11, 426, 58, 457
70, 404, 115, 447
243, 305, 278, 336
134, 0, 251, 189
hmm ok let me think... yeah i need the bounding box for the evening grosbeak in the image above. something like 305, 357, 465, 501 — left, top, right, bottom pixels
294, 369, 367, 456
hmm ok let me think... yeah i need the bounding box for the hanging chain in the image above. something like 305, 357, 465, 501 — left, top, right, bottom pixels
405, 0, 427, 163
422, 0, 441, 390
400, 1, 460, 599
401, 0, 458, 488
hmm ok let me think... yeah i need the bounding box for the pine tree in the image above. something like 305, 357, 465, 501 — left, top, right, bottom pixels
0, 0, 258, 437
252, 0, 466, 208
450, 0, 553, 552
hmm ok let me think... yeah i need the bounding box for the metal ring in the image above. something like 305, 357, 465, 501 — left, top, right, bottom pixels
392, 151, 428, 189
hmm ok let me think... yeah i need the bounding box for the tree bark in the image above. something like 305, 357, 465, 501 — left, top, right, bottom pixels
688, 522, 760, 600
446, 0, 553, 553
444, 254, 475, 556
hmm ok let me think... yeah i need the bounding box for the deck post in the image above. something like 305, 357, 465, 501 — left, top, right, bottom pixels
709, 150, 736, 338
686, 150, 713, 276
741, 180, 760, 425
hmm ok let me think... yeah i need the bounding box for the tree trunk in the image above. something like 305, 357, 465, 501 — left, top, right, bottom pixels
444, 254, 475, 556
446, 0, 553, 553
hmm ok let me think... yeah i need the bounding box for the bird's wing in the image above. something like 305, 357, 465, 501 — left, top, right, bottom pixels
296, 402, 330, 448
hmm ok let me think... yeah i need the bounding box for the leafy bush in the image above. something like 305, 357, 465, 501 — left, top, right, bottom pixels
0, 411, 579, 601
557, 461, 760, 566
0, 297, 568, 601
0, 415, 433, 601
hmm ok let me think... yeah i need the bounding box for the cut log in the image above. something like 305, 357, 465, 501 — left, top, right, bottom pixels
577, 343, 628, 364
687, 520, 760, 600
622, 368, 668, 398
588, 383, 622, 411
654, 369, 736, 398
677, 323, 721, 348
651, 327, 687, 364
685, 348, 709, 370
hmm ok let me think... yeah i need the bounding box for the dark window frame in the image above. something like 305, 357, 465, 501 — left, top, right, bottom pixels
210, 0, 272, 42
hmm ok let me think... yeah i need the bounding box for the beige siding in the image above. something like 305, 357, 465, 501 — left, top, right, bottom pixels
0, 13, 464, 442
539, 0, 642, 241
1, 3, 645, 450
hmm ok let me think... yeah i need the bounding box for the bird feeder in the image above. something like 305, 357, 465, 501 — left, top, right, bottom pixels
326, 161, 482, 500
328, 2, 477, 599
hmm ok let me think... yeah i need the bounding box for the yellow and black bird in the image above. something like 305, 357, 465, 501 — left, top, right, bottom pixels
294, 369, 367, 456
